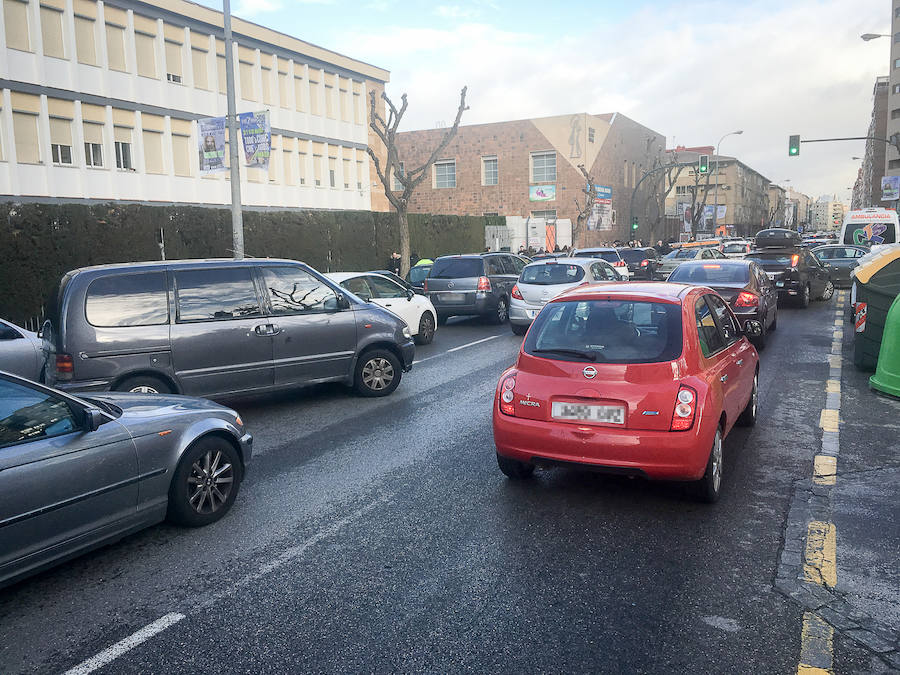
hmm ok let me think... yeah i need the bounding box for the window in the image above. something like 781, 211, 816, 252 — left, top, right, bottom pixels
114, 127, 133, 170
482, 156, 498, 186
278, 70, 290, 108
0, 379, 78, 449
261, 66, 273, 104
894, 32, 900, 43
308, 75, 320, 116
313, 153, 322, 186
239, 61, 255, 100
522, 263, 585, 284
343, 158, 351, 188
890, 159, 900, 169
85, 273, 168, 326
341, 277, 373, 300
590, 262, 618, 281
531, 151, 556, 182
695, 296, 724, 357
135, 32, 157, 78
706, 294, 738, 345
434, 160, 456, 188
172, 134, 191, 176
142, 130, 164, 174
895, 58, 900, 69
392, 161, 405, 191
40, 6, 65, 59
4, 0, 30, 51
12, 112, 40, 164
165, 41, 183, 83
896, 6, 900, 17
588, 127, 595, 143
340, 83, 350, 121
367, 275, 406, 299
298, 151, 307, 185
353, 91, 362, 124
74, 16, 97, 65
675, 185, 693, 195
217, 54, 227, 94
191, 48, 208, 88
106, 23, 126, 71
282, 147, 294, 185
894, 84, 900, 95
531, 209, 557, 220
329, 156, 336, 187
294, 76, 305, 112
356, 160, 363, 189
175, 268, 261, 322
50, 118, 73, 165
83, 122, 103, 167
429, 258, 484, 278
325, 83, 335, 118
262, 266, 338, 314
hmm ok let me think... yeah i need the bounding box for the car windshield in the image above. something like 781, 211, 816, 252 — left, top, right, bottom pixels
668, 263, 750, 284
722, 243, 748, 254
429, 258, 483, 278
520, 263, 585, 285
667, 248, 699, 259
619, 249, 650, 263
408, 265, 431, 284
842, 221, 896, 246
524, 300, 683, 364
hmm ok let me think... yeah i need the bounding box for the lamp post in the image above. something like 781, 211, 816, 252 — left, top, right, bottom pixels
712, 130, 743, 234
223, 0, 244, 259
860, 33, 891, 40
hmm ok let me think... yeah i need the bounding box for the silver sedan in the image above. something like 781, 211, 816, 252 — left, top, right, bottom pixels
0, 318, 50, 383
0, 370, 252, 588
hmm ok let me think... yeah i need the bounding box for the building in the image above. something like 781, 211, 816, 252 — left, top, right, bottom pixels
0, 0, 389, 210
852, 76, 888, 208
888, 0, 900, 178
394, 112, 666, 246
663, 146, 771, 237
785, 186, 812, 227
809, 196, 846, 231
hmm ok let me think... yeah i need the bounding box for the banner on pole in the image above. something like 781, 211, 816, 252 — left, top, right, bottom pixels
239, 111, 271, 168
881, 175, 900, 201
198, 116, 227, 174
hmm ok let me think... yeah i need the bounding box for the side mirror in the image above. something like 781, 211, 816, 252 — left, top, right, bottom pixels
406, 289, 414, 301
743, 320, 763, 338
84, 408, 109, 432
337, 293, 351, 310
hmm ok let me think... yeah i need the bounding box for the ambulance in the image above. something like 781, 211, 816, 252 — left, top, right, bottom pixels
839, 208, 899, 252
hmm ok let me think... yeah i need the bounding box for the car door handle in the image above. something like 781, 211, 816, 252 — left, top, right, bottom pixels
736, 359, 743, 366
720, 375, 728, 382
269, 323, 282, 336
254, 324, 278, 336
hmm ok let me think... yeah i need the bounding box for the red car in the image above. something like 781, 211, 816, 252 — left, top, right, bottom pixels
492, 282, 761, 502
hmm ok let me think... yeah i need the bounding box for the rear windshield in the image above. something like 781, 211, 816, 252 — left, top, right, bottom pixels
429, 258, 484, 278
746, 253, 793, 266
842, 221, 896, 247
667, 248, 698, 259
521, 263, 585, 285
619, 249, 650, 263
668, 264, 749, 284
524, 300, 682, 364
722, 243, 748, 254
408, 266, 431, 284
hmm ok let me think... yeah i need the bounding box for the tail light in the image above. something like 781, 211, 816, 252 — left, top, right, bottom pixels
614, 260, 626, 267
423, 279, 429, 293
670, 385, 697, 431
477, 276, 492, 292
56, 353, 74, 381
640, 259, 650, 267
735, 291, 759, 307
790, 253, 799, 268
499, 374, 517, 416
511, 284, 523, 300
745, 244, 751, 253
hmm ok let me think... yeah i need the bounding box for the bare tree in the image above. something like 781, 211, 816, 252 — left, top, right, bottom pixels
366, 86, 469, 277
686, 165, 715, 237
572, 164, 598, 248
640, 149, 686, 244
766, 190, 785, 227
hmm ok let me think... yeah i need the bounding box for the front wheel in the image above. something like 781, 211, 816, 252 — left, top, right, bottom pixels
168, 436, 242, 527
414, 313, 435, 345
497, 453, 534, 479
510, 322, 528, 336
694, 428, 723, 503
819, 280, 834, 301
797, 284, 810, 309
354, 349, 402, 397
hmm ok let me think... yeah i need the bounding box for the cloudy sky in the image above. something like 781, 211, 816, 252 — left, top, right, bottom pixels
201, 0, 890, 201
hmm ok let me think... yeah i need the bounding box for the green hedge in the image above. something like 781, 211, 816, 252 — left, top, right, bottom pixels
0, 202, 494, 325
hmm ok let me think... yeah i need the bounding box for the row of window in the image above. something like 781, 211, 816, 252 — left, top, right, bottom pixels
2, 0, 367, 123
392, 151, 557, 191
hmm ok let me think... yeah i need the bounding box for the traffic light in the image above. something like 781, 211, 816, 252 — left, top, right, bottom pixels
789, 135, 800, 156
698, 155, 709, 174
631, 217, 639, 231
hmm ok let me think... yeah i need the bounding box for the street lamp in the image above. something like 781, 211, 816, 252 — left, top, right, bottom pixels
861, 33, 891, 40
713, 130, 743, 233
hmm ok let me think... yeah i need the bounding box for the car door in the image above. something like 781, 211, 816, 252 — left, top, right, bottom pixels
0, 377, 139, 582
805, 251, 828, 296
590, 261, 619, 283
366, 274, 419, 330
170, 266, 274, 396
706, 294, 752, 425
0, 322, 40, 381
260, 265, 358, 384
486, 255, 514, 299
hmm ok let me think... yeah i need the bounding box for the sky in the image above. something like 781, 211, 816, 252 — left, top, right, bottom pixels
200, 0, 891, 202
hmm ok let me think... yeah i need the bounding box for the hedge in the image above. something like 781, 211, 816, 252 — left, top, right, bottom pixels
0, 201, 502, 325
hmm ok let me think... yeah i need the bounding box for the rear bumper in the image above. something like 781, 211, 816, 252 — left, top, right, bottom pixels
56, 378, 113, 393
493, 406, 715, 481
509, 299, 543, 325
430, 293, 494, 317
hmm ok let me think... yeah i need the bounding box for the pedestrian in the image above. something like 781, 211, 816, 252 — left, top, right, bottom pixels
484, 246, 492, 253
389, 251, 402, 276
518, 244, 526, 255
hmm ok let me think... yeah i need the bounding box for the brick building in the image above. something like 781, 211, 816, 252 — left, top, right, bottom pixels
393, 112, 665, 246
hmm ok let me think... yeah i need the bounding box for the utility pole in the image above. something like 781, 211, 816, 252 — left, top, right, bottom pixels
223, 0, 244, 259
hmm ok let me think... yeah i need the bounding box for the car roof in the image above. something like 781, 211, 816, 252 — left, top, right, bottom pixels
574, 247, 617, 252
325, 271, 391, 283
66, 257, 306, 276
552, 281, 695, 304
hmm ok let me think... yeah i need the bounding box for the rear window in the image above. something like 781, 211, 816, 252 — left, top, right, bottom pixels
746, 253, 793, 266
429, 258, 484, 278
722, 243, 748, 254
408, 265, 431, 284
668, 264, 749, 284
521, 263, 585, 285
524, 300, 682, 364
667, 248, 698, 259
619, 249, 650, 263
85, 272, 169, 327
842, 221, 896, 247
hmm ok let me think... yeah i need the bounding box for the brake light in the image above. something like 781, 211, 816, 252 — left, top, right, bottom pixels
670, 385, 697, 431
56, 353, 74, 380
477, 276, 492, 292
791, 254, 799, 268
640, 259, 650, 267
423, 279, 428, 293
511, 284, 523, 300
735, 291, 759, 307
614, 260, 626, 267
702, 264, 722, 269
499, 374, 517, 416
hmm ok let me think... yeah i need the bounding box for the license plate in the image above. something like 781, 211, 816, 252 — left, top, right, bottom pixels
766, 272, 778, 280
441, 293, 465, 303
776, 281, 784, 288
551, 401, 625, 425
528, 309, 538, 318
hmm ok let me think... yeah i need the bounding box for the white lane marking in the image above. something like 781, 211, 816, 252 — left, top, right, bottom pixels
413, 334, 503, 364
64, 613, 185, 675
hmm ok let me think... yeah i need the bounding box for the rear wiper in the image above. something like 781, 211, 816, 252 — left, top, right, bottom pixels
532, 348, 598, 361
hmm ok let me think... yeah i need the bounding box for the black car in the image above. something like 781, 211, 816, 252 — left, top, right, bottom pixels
424, 253, 529, 324
745, 238, 833, 308
667, 259, 778, 349
811, 245, 867, 288
617, 247, 661, 280
405, 263, 433, 292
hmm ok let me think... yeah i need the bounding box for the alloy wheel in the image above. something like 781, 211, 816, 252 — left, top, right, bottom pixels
822, 281, 834, 301
362, 357, 395, 391
420, 314, 434, 341
497, 299, 508, 322
751, 376, 758, 418
187, 449, 234, 515
129, 385, 159, 394
711, 431, 723, 493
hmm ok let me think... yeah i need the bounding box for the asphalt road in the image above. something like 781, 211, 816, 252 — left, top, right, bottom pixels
0, 302, 886, 673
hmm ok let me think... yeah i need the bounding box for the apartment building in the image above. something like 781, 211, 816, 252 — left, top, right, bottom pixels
810, 196, 846, 231
852, 76, 888, 208
394, 112, 666, 246
0, 0, 389, 210
888, 0, 900, 177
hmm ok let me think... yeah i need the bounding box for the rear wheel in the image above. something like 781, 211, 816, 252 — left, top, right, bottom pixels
116, 374, 172, 394
737, 372, 758, 427
497, 453, 534, 479
414, 313, 435, 345
751, 322, 767, 351
819, 280, 834, 301
354, 349, 402, 397
489, 297, 509, 325
510, 322, 528, 336
694, 428, 723, 503
168, 436, 242, 527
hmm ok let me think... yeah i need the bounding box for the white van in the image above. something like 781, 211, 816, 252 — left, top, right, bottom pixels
839, 208, 898, 251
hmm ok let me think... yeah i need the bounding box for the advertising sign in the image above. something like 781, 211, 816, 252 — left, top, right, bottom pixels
529, 185, 556, 202
586, 185, 613, 230
855, 302, 867, 332
238, 111, 271, 168
198, 116, 227, 174
882, 175, 900, 201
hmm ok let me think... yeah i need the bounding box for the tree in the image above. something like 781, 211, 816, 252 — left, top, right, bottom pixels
766, 189, 785, 227
641, 149, 686, 244
572, 164, 598, 248
686, 163, 715, 237
366, 86, 469, 277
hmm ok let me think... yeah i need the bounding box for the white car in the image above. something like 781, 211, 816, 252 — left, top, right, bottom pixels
327, 272, 438, 345
721, 240, 752, 258
0, 318, 50, 382
569, 247, 631, 279
508, 257, 621, 336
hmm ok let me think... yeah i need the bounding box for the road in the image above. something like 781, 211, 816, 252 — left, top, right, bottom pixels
0, 298, 893, 673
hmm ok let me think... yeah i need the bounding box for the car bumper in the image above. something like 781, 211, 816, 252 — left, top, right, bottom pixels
239, 432, 254, 464
509, 299, 544, 326
493, 408, 715, 481
430, 293, 495, 317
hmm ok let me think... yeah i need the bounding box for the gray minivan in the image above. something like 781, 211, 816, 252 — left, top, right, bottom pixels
425, 253, 529, 324
47, 259, 415, 398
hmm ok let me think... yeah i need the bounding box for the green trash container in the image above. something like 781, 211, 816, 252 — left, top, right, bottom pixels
852, 245, 900, 371
870, 293, 900, 397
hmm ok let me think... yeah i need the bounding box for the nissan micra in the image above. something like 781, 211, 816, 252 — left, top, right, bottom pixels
492, 283, 761, 502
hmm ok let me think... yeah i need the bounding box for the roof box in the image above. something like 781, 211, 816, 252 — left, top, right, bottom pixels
754, 228, 801, 249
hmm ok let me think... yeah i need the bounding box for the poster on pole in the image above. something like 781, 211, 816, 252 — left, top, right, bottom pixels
198, 116, 227, 174
587, 185, 613, 230
238, 111, 271, 168
881, 175, 900, 201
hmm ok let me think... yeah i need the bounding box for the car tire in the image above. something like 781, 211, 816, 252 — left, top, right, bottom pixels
489, 297, 509, 325
168, 436, 242, 527
751, 322, 767, 351
354, 349, 402, 397
510, 322, 528, 336
819, 280, 834, 301
797, 284, 810, 309
694, 428, 723, 503
414, 313, 435, 345
770, 309, 778, 331
116, 374, 172, 394
737, 372, 758, 427
496, 452, 534, 479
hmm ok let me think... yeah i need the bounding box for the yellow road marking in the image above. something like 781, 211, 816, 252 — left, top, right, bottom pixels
827, 355, 841, 368
797, 612, 834, 674
804, 521, 837, 588
825, 380, 840, 393
813, 456, 837, 486
819, 409, 839, 432
834, 319, 843, 327
832, 331, 842, 341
